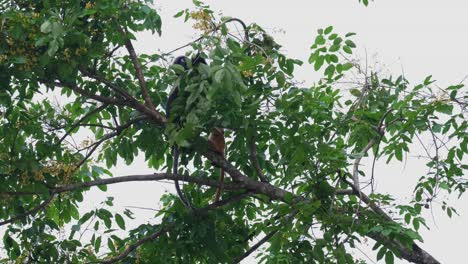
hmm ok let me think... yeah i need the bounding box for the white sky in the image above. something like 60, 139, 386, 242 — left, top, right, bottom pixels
2, 1, 467, 263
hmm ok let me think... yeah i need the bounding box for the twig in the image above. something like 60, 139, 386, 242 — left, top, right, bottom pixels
234, 229, 278, 263
74, 116, 147, 168
163, 18, 249, 56
58, 104, 108, 144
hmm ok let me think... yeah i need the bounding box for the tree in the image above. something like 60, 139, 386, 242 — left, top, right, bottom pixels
0, 0, 466, 263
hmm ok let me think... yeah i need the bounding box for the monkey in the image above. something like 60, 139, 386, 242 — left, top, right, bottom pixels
167, 54, 227, 206
209, 127, 225, 202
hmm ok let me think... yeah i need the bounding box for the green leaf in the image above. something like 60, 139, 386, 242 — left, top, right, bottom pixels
324, 26, 333, 35
95, 236, 101, 253
385, 252, 394, 264
343, 45, 353, 54
47, 39, 59, 57
413, 218, 420, 231
377, 247, 386, 260
40, 20, 52, 33
315, 35, 326, 45
314, 56, 325, 70
214, 69, 225, 84
342, 63, 353, 71
345, 39, 356, 48
395, 147, 403, 161
115, 213, 126, 230
324, 64, 335, 78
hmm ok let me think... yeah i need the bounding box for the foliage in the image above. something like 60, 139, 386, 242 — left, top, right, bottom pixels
0, 0, 466, 263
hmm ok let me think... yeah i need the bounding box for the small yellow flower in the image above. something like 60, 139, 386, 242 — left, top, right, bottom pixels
242, 70, 254, 77
85, 2, 94, 9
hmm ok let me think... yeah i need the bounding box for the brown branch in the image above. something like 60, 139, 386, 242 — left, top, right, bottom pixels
52, 173, 245, 194
116, 25, 155, 110
0, 173, 247, 199
54, 82, 126, 106
204, 147, 440, 264
342, 180, 440, 264
80, 69, 136, 103
78, 69, 166, 125
0, 193, 55, 226
100, 223, 174, 264
234, 229, 278, 263
367, 231, 440, 264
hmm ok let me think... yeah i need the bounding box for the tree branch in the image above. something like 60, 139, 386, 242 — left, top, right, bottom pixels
116, 25, 155, 110
344, 180, 440, 264
51, 173, 246, 194
0, 193, 55, 226
99, 192, 251, 264
234, 229, 278, 263
54, 82, 126, 106
74, 116, 147, 168
58, 104, 108, 145
248, 135, 268, 183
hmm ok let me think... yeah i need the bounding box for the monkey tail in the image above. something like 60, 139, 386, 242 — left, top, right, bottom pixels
214, 168, 225, 202
172, 146, 191, 209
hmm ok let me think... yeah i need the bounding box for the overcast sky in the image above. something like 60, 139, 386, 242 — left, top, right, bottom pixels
3, 1, 466, 263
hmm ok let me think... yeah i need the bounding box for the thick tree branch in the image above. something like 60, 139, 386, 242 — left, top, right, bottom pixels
344, 180, 440, 264
52, 173, 246, 194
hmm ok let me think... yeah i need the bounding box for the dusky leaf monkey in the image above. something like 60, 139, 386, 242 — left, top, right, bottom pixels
166, 54, 226, 208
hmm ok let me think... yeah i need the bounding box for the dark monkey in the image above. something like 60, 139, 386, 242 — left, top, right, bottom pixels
167, 54, 226, 207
